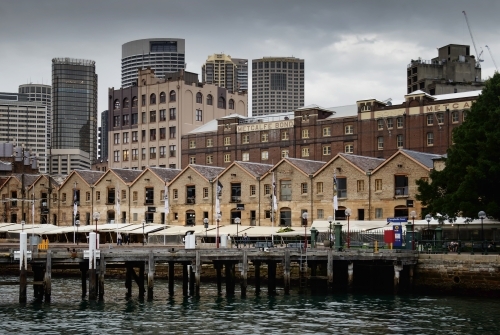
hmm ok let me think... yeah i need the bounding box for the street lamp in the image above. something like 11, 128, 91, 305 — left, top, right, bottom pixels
410, 210, 416, 251
345, 208, 352, 249
21, 220, 25, 232
93, 212, 100, 247
203, 218, 209, 242
75, 220, 80, 245
425, 213, 432, 231
327, 216, 333, 249
142, 220, 146, 246
302, 212, 308, 249
216, 213, 221, 249
478, 210, 486, 252
234, 217, 241, 248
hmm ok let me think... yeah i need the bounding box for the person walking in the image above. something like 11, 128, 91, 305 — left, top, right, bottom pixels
243, 233, 249, 247
117, 232, 122, 245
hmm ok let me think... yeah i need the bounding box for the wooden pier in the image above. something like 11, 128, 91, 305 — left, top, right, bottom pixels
0, 246, 418, 302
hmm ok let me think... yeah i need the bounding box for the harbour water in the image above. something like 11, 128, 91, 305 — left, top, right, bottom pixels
1, 276, 500, 334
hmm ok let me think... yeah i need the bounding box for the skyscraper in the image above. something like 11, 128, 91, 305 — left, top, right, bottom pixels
51, 58, 97, 174
202, 54, 248, 93
99, 110, 109, 160
18, 84, 52, 149
121, 38, 186, 88
252, 57, 304, 116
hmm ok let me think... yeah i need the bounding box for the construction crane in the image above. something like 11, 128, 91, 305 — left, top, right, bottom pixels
462, 10, 483, 67
485, 45, 499, 71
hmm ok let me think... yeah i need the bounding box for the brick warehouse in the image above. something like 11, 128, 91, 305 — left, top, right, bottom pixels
1, 149, 438, 227
181, 90, 479, 167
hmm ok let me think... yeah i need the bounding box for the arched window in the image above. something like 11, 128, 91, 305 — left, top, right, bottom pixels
218, 96, 226, 109
207, 94, 213, 105
229, 99, 235, 109
159, 92, 166, 103
123, 98, 129, 108
131, 96, 138, 107
150, 93, 156, 105
114, 99, 120, 110
196, 92, 203, 104
169, 90, 176, 102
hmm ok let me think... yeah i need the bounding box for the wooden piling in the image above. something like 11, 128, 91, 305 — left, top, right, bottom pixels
225, 262, 235, 296
189, 265, 195, 296
254, 261, 261, 294
44, 250, 52, 302
240, 251, 248, 298
125, 263, 132, 298
394, 264, 403, 294
409, 264, 414, 291
80, 262, 87, 299
268, 262, 277, 296
194, 251, 201, 297
99, 259, 105, 301
19, 265, 27, 303
215, 263, 222, 295
147, 251, 154, 301
327, 249, 333, 292
283, 250, 290, 295
139, 263, 145, 300
182, 263, 188, 297
168, 261, 175, 296
347, 262, 354, 291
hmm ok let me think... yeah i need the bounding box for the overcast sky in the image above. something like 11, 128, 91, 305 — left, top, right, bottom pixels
1, 0, 499, 119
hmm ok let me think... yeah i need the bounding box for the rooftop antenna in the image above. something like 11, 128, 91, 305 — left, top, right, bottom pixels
485, 45, 499, 71
462, 10, 483, 68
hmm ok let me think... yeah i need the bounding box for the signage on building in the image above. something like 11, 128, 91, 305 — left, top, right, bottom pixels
425, 100, 473, 112
236, 204, 245, 210
387, 217, 407, 223
147, 207, 156, 213
237, 120, 294, 133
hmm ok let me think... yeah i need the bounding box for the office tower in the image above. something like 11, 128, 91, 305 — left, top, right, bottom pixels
252, 57, 304, 116
0, 92, 48, 172
202, 54, 248, 93
99, 110, 109, 160
407, 44, 484, 95
122, 38, 186, 88
18, 83, 52, 149
108, 68, 247, 170
51, 58, 97, 174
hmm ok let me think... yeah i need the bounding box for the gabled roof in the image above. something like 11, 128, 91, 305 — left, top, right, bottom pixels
74, 169, 105, 186
372, 149, 441, 173
284, 158, 326, 176
148, 167, 182, 182
110, 168, 143, 183
340, 153, 385, 171
12, 174, 39, 187
234, 161, 273, 178
189, 164, 225, 181
400, 149, 442, 169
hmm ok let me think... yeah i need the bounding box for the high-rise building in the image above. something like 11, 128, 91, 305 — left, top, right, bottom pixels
51, 58, 97, 174
407, 44, 484, 95
18, 84, 52, 149
108, 68, 248, 170
121, 38, 186, 88
202, 54, 248, 93
99, 110, 109, 160
0, 92, 48, 172
251, 57, 304, 116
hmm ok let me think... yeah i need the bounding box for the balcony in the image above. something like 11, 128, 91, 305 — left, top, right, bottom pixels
230, 196, 241, 203
395, 187, 409, 197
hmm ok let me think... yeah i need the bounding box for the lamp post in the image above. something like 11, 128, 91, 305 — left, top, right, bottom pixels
302, 212, 308, 249
327, 215, 333, 249
75, 220, 80, 245
410, 210, 416, 251
203, 218, 209, 242
345, 208, 352, 249
142, 220, 146, 246
216, 213, 221, 249
425, 213, 431, 231
93, 212, 100, 248
478, 210, 486, 252
234, 217, 241, 248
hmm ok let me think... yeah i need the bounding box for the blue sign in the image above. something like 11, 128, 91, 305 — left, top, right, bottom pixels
393, 224, 403, 247
387, 217, 407, 223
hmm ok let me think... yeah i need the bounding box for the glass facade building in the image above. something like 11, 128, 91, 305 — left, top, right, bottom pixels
51, 58, 97, 170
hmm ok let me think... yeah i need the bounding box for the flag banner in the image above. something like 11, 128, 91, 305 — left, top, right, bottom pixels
333, 195, 338, 210
333, 172, 337, 192
215, 195, 221, 216
164, 183, 169, 214
115, 185, 120, 216
217, 179, 223, 197
272, 172, 278, 211
73, 188, 77, 216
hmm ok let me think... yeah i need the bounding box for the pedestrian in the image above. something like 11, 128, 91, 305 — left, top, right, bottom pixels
243, 233, 249, 247
117, 232, 122, 245
126, 233, 130, 245
227, 234, 232, 248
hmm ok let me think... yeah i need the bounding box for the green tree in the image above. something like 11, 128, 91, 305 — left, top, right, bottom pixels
416, 72, 500, 219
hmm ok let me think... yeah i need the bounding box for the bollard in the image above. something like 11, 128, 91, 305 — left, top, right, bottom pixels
374, 240, 378, 253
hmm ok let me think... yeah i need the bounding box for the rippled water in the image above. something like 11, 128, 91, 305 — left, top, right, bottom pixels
1, 276, 500, 334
